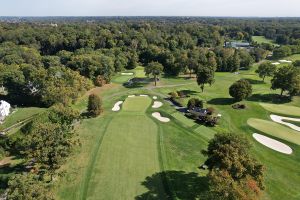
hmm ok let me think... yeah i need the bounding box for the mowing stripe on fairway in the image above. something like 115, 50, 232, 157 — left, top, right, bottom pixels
85, 96, 168, 199
260, 103, 300, 117
247, 118, 300, 145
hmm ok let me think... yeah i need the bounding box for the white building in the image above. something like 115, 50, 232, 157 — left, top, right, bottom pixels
0, 100, 11, 122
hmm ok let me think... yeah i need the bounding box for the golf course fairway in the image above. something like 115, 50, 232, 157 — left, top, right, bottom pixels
84, 96, 167, 200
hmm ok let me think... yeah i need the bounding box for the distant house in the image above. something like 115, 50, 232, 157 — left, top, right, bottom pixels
0, 100, 11, 122
225, 41, 250, 49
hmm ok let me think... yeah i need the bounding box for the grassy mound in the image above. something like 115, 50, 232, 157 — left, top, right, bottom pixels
247, 118, 300, 145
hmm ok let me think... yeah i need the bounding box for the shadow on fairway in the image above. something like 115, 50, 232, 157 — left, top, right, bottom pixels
243, 78, 265, 85
207, 98, 236, 105
135, 170, 209, 200
247, 93, 291, 104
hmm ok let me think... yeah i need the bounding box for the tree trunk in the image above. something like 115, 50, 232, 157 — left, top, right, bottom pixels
154, 75, 157, 86
201, 85, 204, 92
280, 89, 284, 96
263, 76, 265, 82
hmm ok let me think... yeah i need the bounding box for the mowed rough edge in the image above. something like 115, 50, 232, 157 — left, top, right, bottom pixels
259, 103, 300, 117
85, 96, 167, 200
247, 118, 300, 145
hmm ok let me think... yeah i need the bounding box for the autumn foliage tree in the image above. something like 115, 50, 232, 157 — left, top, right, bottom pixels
88, 94, 103, 117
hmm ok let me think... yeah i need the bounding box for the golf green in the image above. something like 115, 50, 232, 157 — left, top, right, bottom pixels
247, 118, 300, 145
260, 103, 300, 117
84, 96, 167, 200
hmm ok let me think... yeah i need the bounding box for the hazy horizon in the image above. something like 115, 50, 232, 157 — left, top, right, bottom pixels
1, 0, 300, 17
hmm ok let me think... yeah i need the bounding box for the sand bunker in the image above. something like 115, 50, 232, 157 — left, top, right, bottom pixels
270, 114, 300, 132
128, 95, 135, 98
152, 101, 163, 108
152, 112, 170, 122
121, 72, 134, 75
112, 101, 123, 111
279, 60, 292, 63
253, 133, 292, 154
153, 96, 158, 100
272, 62, 280, 65
140, 94, 148, 97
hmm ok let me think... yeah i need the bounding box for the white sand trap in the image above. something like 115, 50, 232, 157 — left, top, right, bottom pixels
153, 96, 158, 100
128, 95, 135, 98
152, 112, 170, 122
152, 101, 163, 108
121, 72, 134, 75
253, 133, 292, 154
112, 101, 123, 111
279, 60, 292, 63
140, 94, 148, 97
270, 114, 300, 132
272, 62, 280, 65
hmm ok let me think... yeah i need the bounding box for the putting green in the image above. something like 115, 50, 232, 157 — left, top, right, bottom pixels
247, 118, 300, 145
85, 96, 167, 199
260, 103, 300, 117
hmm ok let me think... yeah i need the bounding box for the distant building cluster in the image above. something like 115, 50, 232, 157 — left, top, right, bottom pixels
225, 41, 251, 49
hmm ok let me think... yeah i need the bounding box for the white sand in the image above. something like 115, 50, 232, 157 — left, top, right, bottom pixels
128, 95, 135, 98
153, 96, 158, 100
140, 94, 148, 97
152, 112, 170, 122
279, 60, 292, 63
121, 72, 134, 75
271, 62, 280, 65
152, 101, 163, 108
253, 133, 292, 154
270, 114, 300, 132
112, 101, 123, 111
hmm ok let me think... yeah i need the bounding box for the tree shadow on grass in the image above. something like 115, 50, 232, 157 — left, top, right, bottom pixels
207, 98, 236, 105
243, 78, 265, 85
135, 170, 209, 200
178, 90, 199, 97
247, 93, 291, 104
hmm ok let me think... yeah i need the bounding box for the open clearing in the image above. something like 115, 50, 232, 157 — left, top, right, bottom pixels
252, 36, 279, 46
252, 133, 293, 154
84, 96, 167, 200
260, 103, 300, 117
247, 118, 300, 145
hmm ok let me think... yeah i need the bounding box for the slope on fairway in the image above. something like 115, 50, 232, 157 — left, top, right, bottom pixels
85, 96, 167, 200
247, 118, 300, 145
260, 103, 300, 117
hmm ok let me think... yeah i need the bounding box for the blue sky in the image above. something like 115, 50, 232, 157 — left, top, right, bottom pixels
1, 0, 299, 17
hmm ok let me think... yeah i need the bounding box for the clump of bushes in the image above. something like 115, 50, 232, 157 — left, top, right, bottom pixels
232, 103, 247, 109
187, 98, 203, 110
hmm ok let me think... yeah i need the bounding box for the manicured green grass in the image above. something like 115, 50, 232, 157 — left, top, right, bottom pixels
135, 66, 146, 78
122, 96, 151, 112
252, 36, 279, 46
260, 103, 300, 117
193, 125, 216, 141
171, 112, 196, 127
0, 107, 44, 130
247, 118, 300, 145
284, 54, 300, 61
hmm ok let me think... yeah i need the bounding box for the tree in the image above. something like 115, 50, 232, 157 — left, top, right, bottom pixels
196, 66, 215, 92
88, 94, 103, 117
7, 174, 54, 200
273, 46, 292, 58
202, 133, 265, 200
255, 61, 277, 81
271, 65, 300, 96
144, 61, 164, 86
187, 98, 203, 109
229, 79, 252, 101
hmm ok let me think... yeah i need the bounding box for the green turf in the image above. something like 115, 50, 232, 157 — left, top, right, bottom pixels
171, 112, 196, 127
247, 118, 300, 145
193, 125, 216, 141
0, 107, 44, 130
252, 36, 279, 46
260, 103, 300, 117
134, 66, 146, 78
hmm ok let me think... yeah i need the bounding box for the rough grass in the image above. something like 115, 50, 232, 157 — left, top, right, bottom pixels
260, 103, 300, 117
171, 112, 196, 127
247, 118, 300, 145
